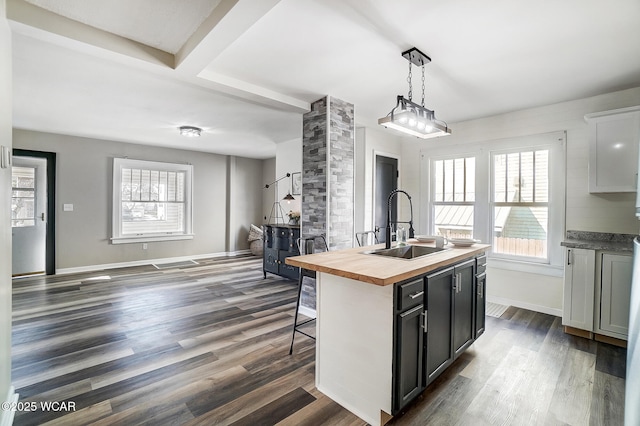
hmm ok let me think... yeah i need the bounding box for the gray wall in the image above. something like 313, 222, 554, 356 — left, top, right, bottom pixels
0, 0, 13, 411
262, 157, 276, 221
13, 129, 264, 270
227, 155, 267, 252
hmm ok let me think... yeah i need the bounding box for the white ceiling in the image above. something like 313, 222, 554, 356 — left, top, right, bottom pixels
8, 0, 640, 159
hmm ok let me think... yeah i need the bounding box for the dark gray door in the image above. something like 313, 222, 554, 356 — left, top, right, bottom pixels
375, 155, 398, 243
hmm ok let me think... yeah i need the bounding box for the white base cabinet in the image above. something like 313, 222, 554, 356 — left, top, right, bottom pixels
563, 248, 632, 340
597, 253, 633, 338
562, 248, 596, 330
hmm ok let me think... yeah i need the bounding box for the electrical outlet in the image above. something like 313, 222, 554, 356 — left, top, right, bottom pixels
142, 243, 148, 250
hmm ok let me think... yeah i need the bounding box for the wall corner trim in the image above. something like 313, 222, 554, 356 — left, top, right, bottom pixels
0, 386, 19, 426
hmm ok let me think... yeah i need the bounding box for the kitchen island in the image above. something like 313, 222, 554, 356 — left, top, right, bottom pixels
286, 241, 490, 425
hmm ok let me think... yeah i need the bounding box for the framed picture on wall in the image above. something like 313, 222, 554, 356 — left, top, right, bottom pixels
292, 172, 301, 195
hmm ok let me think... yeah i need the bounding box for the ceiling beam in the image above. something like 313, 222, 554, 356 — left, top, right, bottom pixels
6, 0, 173, 68
174, 0, 282, 74
8, 0, 308, 113
173, 0, 309, 112
196, 69, 309, 112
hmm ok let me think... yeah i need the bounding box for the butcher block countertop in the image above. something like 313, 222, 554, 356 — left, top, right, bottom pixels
285, 241, 491, 286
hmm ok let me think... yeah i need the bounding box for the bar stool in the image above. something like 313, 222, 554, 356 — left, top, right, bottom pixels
289, 234, 328, 355
355, 230, 379, 247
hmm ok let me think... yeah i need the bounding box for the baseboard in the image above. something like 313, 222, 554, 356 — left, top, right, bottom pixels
55, 250, 253, 275
298, 305, 317, 319
0, 386, 18, 426
486, 295, 562, 318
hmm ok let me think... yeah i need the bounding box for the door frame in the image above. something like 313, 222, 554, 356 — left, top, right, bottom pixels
372, 151, 400, 238
13, 149, 56, 275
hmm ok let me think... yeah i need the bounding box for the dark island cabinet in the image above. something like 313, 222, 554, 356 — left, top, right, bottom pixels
263, 224, 300, 280
393, 278, 425, 413
424, 266, 455, 385
452, 259, 476, 358
392, 253, 486, 414
475, 254, 487, 338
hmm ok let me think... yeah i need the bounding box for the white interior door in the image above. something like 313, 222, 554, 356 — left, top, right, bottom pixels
11, 156, 47, 276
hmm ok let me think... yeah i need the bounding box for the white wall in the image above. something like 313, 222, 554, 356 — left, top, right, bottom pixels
274, 138, 302, 221
358, 127, 403, 233
13, 129, 264, 271
402, 86, 640, 314
0, 0, 14, 417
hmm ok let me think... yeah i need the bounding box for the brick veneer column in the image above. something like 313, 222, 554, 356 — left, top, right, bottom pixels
301, 96, 354, 251
300, 96, 354, 311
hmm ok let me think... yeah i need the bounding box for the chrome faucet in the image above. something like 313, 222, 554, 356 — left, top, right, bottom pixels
385, 189, 415, 249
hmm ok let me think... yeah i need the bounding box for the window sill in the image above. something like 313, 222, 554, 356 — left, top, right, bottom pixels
111, 234, 194, 244
488, 257, 563, 277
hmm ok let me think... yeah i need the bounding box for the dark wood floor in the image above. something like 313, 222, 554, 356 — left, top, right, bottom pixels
11, 256, 626, 426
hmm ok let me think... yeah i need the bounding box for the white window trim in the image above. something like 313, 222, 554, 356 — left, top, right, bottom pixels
421, 131, 566, 276
489, 146, 551, 265
428, 153, 479, 240
111, 158, 194, 244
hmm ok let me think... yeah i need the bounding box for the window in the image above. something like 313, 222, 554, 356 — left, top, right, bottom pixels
492, 149, 549, 261
11, 166, 36, 227
423, 131, 565, 274
432, 157, 475, 239
112, 158, 193, 244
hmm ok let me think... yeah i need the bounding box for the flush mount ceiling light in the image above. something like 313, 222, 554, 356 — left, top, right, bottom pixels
179, 126, 202, 137
378, 47, 451, 139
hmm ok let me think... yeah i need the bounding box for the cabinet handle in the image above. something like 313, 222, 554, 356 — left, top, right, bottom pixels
422, 311, 428, 332
478, 281, 484, 297
453, 273, 462, 293
567, 249, 572, 266
409, 291, 424, 300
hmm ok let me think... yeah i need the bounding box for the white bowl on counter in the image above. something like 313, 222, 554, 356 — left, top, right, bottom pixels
448, 238, 480, 247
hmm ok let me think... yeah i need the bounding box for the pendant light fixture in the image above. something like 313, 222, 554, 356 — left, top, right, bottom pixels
378, 47, 451, 139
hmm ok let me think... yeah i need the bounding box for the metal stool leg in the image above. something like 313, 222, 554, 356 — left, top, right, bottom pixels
289, 272, 305, 355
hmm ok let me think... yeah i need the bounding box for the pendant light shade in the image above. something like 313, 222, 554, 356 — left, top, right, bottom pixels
378, 47, 451, 139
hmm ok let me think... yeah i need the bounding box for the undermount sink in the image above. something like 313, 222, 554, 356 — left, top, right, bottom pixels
362, 245, 447, 260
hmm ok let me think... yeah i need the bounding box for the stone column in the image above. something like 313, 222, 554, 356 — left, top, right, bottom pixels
301, 96, 355, 251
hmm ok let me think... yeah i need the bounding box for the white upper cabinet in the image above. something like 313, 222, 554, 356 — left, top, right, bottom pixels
586, 106, 640, 193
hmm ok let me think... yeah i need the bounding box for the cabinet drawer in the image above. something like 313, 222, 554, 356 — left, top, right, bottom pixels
279, 251, 299, 280
397, 278, 424, 311
476, 254, 487, 275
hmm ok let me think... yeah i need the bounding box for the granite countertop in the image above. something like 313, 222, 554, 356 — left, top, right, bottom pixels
561, 230, 636, 253
285, 241, 490, 286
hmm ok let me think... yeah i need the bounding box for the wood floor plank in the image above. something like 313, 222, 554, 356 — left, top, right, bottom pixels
183, 363, 315, 426
41, 400, 113, 426
227, 387, 316, 426
589, 370, 626, 426
546, 346, 597, 425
